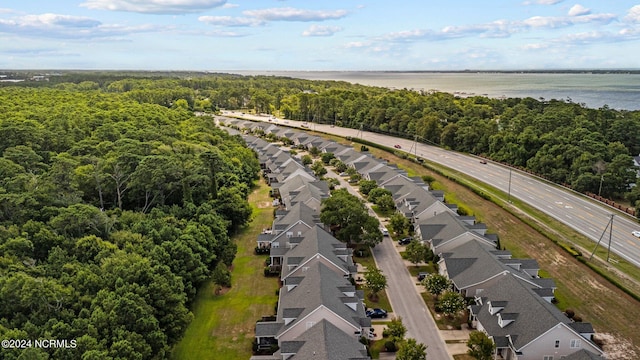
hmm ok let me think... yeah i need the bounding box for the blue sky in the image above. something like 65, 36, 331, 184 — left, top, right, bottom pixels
1, 0, 639, 70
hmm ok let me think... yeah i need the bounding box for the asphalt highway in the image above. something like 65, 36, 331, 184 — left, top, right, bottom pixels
222, 111, 640, 269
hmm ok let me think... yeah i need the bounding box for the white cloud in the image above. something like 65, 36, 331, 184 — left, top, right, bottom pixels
625, 5, 640, 23
0, 13, 166, 39
222, 2, 238, 9
22, 13, 102, 28
379, 10, 616, 44
242, 7, 348, 22
80, 0, 227, 14
302, 25, 342, 37
568, 4, 591, 17
344, 41, 368, 49
200, 29, 245, 37
522, 43, 551, 50
383, 29, 432, 42
198, 15, 264, 27
523, 15, 571, 28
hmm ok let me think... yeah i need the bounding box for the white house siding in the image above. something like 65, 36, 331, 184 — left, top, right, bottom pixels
515, 324, 602, 360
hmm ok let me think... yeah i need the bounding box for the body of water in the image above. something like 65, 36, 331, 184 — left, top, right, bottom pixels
235, 71, 640, 111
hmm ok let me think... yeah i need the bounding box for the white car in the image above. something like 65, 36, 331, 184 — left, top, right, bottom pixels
633, 231, 640, 238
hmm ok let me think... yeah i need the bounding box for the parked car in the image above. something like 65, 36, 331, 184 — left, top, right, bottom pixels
398, 237, 412, 245
417, 272, 428, 281
366, 308, 388, 318
633, 230, 640, 238
394, 144, 401, 149
479, 159, 487, 164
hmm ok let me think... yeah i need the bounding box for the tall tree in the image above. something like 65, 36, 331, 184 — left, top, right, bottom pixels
320, 188, 382, 247
364, 267, 387, 301
396, 338, 428, 360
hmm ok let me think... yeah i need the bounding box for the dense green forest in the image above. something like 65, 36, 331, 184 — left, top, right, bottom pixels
0, 84, 259, 359
17, 71, 636, 204
1, 70, 638, 357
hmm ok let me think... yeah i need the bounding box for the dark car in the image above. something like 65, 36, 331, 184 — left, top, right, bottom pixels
417, 272, 428, 281
398, 237, 412, 245
394, 144, 401, 149
479, 159, 487, 164
366, 308, 388, 318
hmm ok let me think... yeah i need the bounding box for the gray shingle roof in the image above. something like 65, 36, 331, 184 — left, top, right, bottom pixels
280, 225, 354, 279
475, 273, 579, 350
568, 322, 595, 334
255, 321, 283, 337
417, 211, 472, 242
277, 262, 367, 336
560, 349, 603, 360
273, 202, 321, 232
280, 320, 370, 360
442, 240, 510, 290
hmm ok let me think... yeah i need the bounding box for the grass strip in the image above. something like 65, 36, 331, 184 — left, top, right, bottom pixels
171, 179, 279, 360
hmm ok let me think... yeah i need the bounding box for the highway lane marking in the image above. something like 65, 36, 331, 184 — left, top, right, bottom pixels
589, 227, 598, 233
615, 241, 624, 248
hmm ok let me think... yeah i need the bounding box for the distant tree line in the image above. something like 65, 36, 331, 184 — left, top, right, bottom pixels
10, 71, 640, 204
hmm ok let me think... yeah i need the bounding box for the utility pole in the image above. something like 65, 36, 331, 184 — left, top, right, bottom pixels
413, 135, 418, 157
607, 214, 614, 262
507, 168, 512, 203
590, 214, 615, 262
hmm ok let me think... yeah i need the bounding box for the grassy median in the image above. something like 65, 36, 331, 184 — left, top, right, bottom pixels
171, 179, 279, 360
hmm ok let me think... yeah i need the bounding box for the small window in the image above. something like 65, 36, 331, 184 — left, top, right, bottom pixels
543, 356, 554, 360
554, 340, 560, 348
570, 339, 581, 348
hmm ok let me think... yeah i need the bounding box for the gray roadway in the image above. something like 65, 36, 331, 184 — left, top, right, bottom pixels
324, 168, 451, 360
224, 112, 640, 268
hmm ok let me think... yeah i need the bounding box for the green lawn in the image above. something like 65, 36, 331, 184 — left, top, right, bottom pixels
171, 179, 279, 360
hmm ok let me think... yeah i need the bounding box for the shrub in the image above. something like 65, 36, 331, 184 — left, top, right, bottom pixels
384, 340, 397, 352
565, 309, 575, 319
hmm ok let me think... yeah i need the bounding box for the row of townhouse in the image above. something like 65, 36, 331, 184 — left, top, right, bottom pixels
225, 118, 605, 360
238, 129, 371, 360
